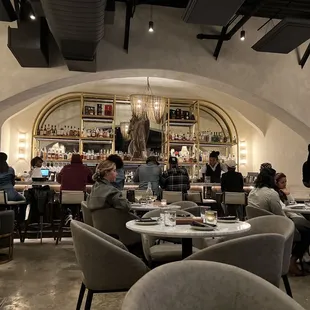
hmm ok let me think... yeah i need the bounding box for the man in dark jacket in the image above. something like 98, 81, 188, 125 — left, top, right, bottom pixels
221, 159, 244, 218
221, 160, 244, 193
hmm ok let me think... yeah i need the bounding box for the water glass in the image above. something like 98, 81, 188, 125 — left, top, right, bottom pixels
200, 206, 210, 223
164, 211, 177, 227
205, 210, 217, 225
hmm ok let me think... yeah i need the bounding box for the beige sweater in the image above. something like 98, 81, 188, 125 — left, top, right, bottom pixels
248, 187, 285, 216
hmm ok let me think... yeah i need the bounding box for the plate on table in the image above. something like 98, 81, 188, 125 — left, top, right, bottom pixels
217, 216, 239, 223
135, 219, 159, 226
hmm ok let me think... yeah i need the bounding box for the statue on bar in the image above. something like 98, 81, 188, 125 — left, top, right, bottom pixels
128, 114, 150, 160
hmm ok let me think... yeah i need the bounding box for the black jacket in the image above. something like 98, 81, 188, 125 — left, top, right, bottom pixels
221, 170, 244, 192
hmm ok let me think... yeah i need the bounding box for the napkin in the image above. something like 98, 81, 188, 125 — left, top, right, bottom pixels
176, 217, 202, 225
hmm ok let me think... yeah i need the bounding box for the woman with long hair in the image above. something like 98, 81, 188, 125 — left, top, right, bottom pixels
87, 160, 130, 212
0, 152, 25, 201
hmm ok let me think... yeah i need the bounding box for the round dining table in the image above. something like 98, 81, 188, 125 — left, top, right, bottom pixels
282, 204, 310, 215
126, 220, 251, 258
130, 203, 181, 212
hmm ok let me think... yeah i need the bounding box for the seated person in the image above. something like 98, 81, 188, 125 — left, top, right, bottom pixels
161, 156, 190, 193
57, 154, 93, 191
0, 152, 25, 201
87, 160, 130, 212
133, 156, 162, 196
249, 169, 310, 276
221, 159, 244, 217
107, 154, 125, 190
29, 156, 44, 178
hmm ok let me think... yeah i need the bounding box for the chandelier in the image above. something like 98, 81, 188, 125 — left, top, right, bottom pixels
120, 122, 131, 141
130, 78, 166, 124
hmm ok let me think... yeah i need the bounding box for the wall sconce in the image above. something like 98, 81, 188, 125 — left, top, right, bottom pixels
18, 132, 27, 160
239, 140, 247, 165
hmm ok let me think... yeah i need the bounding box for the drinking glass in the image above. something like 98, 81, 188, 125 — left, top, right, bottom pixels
205, 210, 217, 225
304, 200, 310, 207
200, 206, 210, 223
205, 176, 211, 183
164, 211, 177, 227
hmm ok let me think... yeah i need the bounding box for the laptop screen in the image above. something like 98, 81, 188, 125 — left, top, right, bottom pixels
40, 169, 49, 177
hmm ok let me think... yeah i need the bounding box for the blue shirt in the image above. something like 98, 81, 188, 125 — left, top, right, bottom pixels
111, 168, 125, 190
0, 167, 15, 190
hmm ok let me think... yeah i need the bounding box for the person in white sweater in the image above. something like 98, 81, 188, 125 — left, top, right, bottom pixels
248, 168, 310, 276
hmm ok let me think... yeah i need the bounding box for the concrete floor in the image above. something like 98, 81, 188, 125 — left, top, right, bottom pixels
0, 239, 310, 310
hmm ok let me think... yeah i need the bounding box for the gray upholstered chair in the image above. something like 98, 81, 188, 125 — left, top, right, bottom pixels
0, 210, 15, 264
141, 209, 197, 266
70, 220, 149, 310
170, 201, 197, 210
162, 191, 183, 203
225, 215, 294, 297
121, 261, 305, 310
183, 206, 201, 216
91, 208, 141, 247
81, 201, 93, 226
186, 233, 285, 286
246, 205, 273, 219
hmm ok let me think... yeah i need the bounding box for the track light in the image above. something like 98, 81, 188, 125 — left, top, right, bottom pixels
149, 21, 154, 32
30, 13, 36, 20
240, 30, 245, 41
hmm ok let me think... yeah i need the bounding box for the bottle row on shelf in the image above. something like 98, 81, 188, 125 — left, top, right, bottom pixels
168, 131, 237, 144
81, 128, 113, 139
169, 108, 195, 120
37, 124, 80, 137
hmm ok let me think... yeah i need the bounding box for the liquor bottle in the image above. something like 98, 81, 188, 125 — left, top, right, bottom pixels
63, 126, 67, 136
50, 125, 54, 136
43, 125, 47, 136
69, 126, 73, 136
47, 124, 51, 136
40, 126, 44, 136
36, 127, 40, 136
77, 128, 80, 137
73, 126, 77, 136
58, 126, 63, 136
146, 182, 153, 199
91, 128, 96, 138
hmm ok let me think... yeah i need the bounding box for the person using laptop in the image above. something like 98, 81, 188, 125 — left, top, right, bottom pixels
29, 156, 44, 178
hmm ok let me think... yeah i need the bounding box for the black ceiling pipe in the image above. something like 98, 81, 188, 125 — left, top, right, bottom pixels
41, 0, 107, 72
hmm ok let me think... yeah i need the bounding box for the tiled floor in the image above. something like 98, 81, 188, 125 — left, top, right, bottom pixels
0, 239, 310, 310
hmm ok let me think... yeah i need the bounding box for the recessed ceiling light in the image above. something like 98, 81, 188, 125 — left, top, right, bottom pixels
30, 14, 36, 20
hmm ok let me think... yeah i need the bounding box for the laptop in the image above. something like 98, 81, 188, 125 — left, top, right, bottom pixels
40, 169, 50, 177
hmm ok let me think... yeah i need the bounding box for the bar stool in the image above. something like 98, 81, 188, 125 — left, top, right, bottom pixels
56, 190, 85, 245
222, 192, 247, 220
0, 190, 26, 242
0, 210, 14, 264
162, 191, 183, 204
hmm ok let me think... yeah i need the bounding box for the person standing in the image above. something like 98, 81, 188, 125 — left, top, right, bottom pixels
202, 151, 227, 183
133, 156, 162, 196
107, 154, 125, 190
29, 156, 44, 178
0, 152, 25, 201
161, 157, 190, 193
302, 144, 310, 188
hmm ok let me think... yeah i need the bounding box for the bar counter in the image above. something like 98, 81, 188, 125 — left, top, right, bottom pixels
14, 181, 254, 194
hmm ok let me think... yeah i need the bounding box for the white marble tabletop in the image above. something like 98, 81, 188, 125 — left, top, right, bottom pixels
283, 204, 310, 214
130, 204, 181, 211
126, 220, 251, 238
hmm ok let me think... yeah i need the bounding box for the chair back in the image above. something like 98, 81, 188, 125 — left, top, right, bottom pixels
223, 192, 246, 205
0, 210, 15, 235
81, 201, 93, 226
186, 233, 284, 286
162, 191, 183, 204
70, 220, 148, 291
170, 201, 197, 210
61, 190, 85, 205
183, 206, 201, 217
186, 192, 203, 204
121, 261, 305, 310
246, 205, 273, 219
0, 191, 7, 204
91, 208, 141, 246
247, 215, 294, 276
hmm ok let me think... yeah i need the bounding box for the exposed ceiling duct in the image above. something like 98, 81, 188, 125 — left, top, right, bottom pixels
183, 0, 245, 26
40, 0, 107, 72
252, 18, 310, 54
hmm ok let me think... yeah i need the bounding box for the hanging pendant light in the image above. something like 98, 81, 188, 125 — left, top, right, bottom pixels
130, 77, 166, 124
120, 122, 131, 141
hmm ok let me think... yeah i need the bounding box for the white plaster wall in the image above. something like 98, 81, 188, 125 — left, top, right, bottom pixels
0, 3, 310, 143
